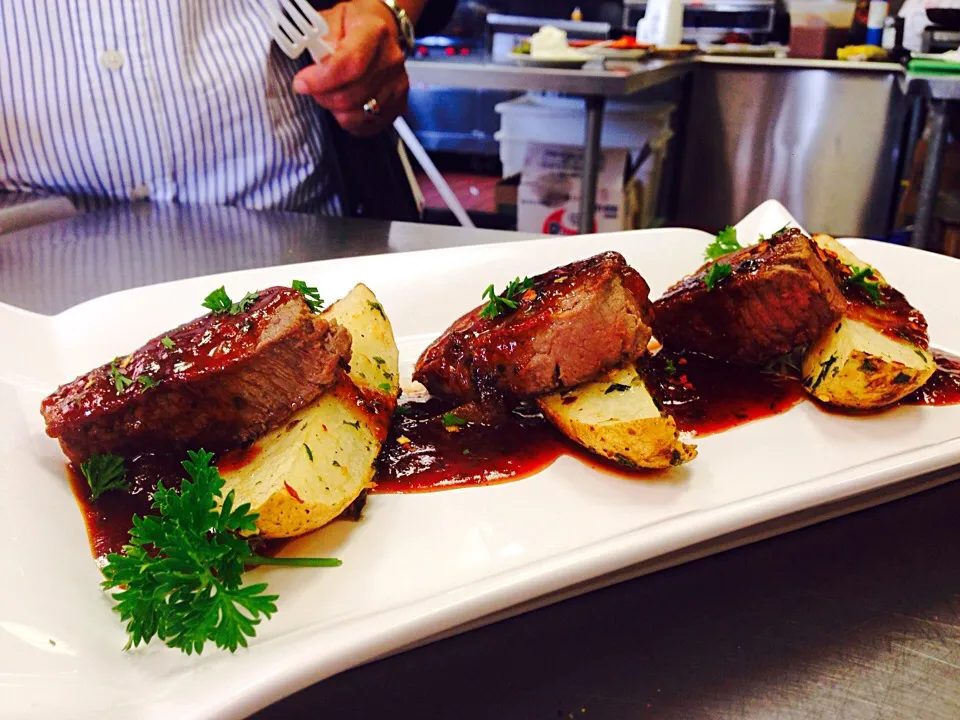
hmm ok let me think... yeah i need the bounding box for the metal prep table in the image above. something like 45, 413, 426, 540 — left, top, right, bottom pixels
903, 72, 960, 250
4, 203, 960, 720
406, 58, 694, 233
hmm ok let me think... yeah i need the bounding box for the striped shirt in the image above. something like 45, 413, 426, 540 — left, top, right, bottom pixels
0, 0, 342, 213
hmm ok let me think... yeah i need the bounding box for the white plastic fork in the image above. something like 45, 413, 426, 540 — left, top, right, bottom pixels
252, 0, 335, 63
251, 0, 476, 228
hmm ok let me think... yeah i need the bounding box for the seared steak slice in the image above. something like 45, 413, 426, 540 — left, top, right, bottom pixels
41, 287, 351, 465
653, 229, 845, 365
414, 252, 655, 404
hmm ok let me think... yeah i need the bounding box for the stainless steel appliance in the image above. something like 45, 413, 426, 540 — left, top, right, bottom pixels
405, 1, 506, 156
405, 4, 614, 157
675, 59, 907, 237
623, 0, 777, 44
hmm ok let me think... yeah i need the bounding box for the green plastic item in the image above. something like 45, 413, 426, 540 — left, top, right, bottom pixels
908, 58, 960, 75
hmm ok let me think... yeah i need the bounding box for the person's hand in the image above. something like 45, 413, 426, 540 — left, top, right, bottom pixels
292, 0, 409, 137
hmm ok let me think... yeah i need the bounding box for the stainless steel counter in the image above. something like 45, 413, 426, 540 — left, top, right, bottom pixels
406, 57, 694, 96
698, 55, 903, 73
0, 202, 536, 315
5, 203, 960, 720
675, 58, 907, 237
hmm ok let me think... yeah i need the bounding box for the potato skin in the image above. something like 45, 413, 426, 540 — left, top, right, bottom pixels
218, 284, 399, 538
537, 364, 696, 470
801, 317, 936, 409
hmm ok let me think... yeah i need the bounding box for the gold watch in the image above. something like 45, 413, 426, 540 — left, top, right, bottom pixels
376, 0, 415, 52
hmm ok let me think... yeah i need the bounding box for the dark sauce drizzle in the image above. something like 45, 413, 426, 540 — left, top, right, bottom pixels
372, 399, 570, 494
904, 350, 960, 405
640, 349, 805, 434
69, 350, 960, 551
69, 453, 183, 559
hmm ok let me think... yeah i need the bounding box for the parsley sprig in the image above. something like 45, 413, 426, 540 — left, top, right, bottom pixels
202, 287, 258, 315
844, 265, 883, 304
703, 262, 732, 290
479, 276, 534, 320
704, 226, 741, 260
109, 360, 134, 392
292, 280, 323, 313
80, 453, 129, 500
101, 449, 341, 655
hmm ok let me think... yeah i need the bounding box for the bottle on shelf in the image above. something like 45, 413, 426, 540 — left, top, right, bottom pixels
849, 0, 871, 44
865, 0, 889, 45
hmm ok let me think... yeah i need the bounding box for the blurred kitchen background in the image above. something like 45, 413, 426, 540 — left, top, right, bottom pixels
399, 0, 960, 256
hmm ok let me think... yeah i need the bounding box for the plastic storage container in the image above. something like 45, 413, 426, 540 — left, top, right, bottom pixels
495, 94, 676, 178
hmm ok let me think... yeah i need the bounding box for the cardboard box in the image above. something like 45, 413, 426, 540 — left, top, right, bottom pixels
517, 144, 637, 235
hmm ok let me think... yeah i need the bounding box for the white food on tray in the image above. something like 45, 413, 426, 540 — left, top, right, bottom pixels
2, 200, 959, 719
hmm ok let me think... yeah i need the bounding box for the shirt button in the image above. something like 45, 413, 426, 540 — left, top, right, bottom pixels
99, 49, 124, 71
130, 183, 150, 200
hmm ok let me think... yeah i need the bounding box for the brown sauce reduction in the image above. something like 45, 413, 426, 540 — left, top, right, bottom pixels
69, 453, 183, 558
373, 350, 806, 493
69, 350, 960, 551
904, 350, 960, 405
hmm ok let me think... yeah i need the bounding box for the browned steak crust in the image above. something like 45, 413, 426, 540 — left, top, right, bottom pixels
41, 287, 351, 465
414, 252, 655, 404
653, 229, 846, 365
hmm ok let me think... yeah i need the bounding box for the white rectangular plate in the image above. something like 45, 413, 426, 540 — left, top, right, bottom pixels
2, 201, 959, 719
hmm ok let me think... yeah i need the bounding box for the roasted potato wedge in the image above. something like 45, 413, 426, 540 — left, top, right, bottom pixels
537, 364, 696, 470
323, 283, 400, 397
801, 235, 935, 409
219, 284, 398, 537
811, 233, 887, 283
801, 317, 935, 409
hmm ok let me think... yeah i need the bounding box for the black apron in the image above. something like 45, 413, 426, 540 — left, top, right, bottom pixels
312, 0, 457, 222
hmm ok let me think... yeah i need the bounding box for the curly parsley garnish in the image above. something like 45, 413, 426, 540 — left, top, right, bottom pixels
844, 265, 883, 304
202, 287, 257, 315
291, 280, 323, 313
703, 262, 732, 290
479, 276, 534, 320
80, 453, 128, 500
109, 360, 134, 392
100, 449, 340, 655
704, 226, 741, 260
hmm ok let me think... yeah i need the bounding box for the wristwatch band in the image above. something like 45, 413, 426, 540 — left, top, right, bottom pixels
377, 0, 415, 52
